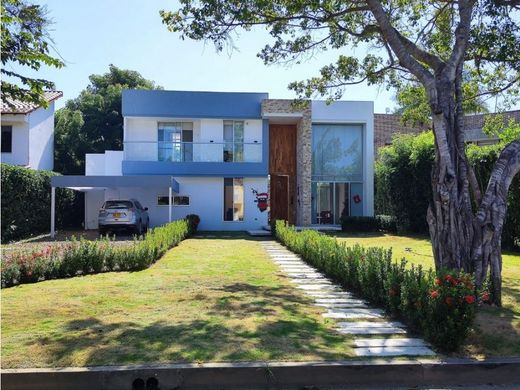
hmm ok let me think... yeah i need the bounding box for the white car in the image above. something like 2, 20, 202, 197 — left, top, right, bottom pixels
98, 199, 149, 235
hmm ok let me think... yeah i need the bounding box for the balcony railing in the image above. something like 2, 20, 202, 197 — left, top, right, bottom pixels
123, 141, 262, 163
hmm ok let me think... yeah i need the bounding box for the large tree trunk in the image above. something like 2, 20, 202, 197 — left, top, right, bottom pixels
426, 76, 520, 305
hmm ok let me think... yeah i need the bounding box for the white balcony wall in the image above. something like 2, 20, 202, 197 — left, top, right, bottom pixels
124, 117, 264, 162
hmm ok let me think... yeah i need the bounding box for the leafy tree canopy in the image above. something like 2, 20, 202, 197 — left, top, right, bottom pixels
161, 1, 519, 108
1, 0, 64, 107
55, 65, 162, 174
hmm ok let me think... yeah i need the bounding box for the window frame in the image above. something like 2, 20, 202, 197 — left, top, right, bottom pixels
223, 177, 244, 222
157, 195, 190, 207
223, 120, 245, 163
1, 125, 13, 153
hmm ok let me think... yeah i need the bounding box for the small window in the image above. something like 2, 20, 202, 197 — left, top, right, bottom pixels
157, 195, 190, 206
1, 125, 12, 153
224, 178, 244, 221
103, 200, 133, 209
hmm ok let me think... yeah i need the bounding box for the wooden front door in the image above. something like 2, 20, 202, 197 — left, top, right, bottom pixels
269, 124, 296, 224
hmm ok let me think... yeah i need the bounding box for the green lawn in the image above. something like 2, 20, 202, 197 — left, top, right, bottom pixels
333, 232, 520, 358
1, 233, 354, 368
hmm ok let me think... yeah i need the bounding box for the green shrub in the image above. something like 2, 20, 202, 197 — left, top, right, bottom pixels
1, 219, 190, 287
185, 214, 200, 235
340, 215, 397, 233
375, 132, 520, 250
1, 163, 83, 242
275, 220, 477, 352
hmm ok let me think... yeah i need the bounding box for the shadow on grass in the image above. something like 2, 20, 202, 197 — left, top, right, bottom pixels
35, 314, 350, 367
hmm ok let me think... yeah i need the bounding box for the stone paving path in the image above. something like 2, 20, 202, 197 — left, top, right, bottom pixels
260, 240, 435, 358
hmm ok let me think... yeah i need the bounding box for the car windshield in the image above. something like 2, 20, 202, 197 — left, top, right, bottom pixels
104, 201, 133, 209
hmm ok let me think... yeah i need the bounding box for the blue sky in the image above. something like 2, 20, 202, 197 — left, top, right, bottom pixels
11, 0, 397, 112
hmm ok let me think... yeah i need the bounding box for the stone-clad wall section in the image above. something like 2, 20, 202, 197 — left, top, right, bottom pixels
262, 99, 312, 226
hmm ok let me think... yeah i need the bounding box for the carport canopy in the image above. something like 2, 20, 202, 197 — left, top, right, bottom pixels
50, 175, 180, 238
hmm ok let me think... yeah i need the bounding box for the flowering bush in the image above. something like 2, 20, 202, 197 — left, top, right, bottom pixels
275, 220, 477, 352
1, 219, 190, 288
425, 270, 477, 351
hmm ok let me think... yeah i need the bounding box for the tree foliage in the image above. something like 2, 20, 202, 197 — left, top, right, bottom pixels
1, 0, 64, 107
54, 65, 161, 174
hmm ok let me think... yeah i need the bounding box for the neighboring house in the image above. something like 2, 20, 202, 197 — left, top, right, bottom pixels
52, 90, 374, 232
374, 110, 520, 153
1, 91, 63, 171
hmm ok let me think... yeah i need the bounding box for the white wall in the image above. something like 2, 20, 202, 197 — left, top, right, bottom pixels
85, 151, 123, 176
85, 176, 268, 230
311, 100, 374, 216
1, 119, 29, 166
28, 103, 55, 170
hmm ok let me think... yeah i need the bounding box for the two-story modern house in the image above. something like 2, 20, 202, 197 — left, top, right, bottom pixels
1, 91, 62, 171
51, 90, 374, 233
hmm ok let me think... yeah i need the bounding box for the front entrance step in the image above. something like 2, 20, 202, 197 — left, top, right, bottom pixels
247, 230, 272, 237
354, 346, 435, 357
354, 338, 428, 348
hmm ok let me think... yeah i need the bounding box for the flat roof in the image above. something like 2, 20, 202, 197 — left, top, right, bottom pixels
51, 175, 180, 192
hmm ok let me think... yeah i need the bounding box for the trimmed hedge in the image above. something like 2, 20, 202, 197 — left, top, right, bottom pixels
1, 218, 190, 287
375, 132, 520, 250
340, 215, 397, 233
1, 163, 83, 242
275, 221, 479, 351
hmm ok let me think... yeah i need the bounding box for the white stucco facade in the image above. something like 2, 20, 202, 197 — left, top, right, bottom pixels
1, 102, 56, 170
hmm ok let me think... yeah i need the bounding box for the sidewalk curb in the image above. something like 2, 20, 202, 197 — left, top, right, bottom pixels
2, 358, 520, 389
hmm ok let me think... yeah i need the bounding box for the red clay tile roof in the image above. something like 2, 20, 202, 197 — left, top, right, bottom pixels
1, 91, 63, 114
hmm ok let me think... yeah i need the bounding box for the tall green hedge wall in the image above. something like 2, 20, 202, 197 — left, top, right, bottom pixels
375, 132, 520, 251
1, 164, 83, 242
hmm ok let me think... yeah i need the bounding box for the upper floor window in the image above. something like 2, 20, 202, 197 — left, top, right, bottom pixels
312, 124, 363, 182
1, 125, 12, 153
158, 122, 193, 162
223, 120, 244, 162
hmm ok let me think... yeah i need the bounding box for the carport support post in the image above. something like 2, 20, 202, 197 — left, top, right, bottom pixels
51, 187, 56, 239
168, 186, 172, 223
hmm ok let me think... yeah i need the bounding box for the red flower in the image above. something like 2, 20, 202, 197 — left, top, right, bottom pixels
444, 275, 452, 282
445, 297, 455, 306
389, 288, 397, 296
450, 278, 459, 286
464, 295, 476, 304
430, 290, 439, 298
434, 278, 441, 286
482, 291, 490, 302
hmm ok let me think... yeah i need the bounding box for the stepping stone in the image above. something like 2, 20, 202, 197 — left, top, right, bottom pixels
315, 298, 365, 304
316, 302, 368, 308
336, 327, 407, 335
354, 338, 428, 348
323, 308, 383, 319
290, 278, 332, 284
354, 346, 435, 357
306, 292, 355, 298
287, 272, 324, 277
297, 284, 341, 291
336, 321, 405, 328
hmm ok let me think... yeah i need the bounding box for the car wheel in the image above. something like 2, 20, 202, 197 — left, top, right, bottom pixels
136, 221, 143, 236
99, 227, 106, 236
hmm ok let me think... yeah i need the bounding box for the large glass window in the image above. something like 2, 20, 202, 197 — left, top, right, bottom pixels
1, 125, 12, 153
224, 178, 244, 221
311, 182, 363, 224
158, 122, 193, 162
312, 124, 363, 181
223, 120, 244, 162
